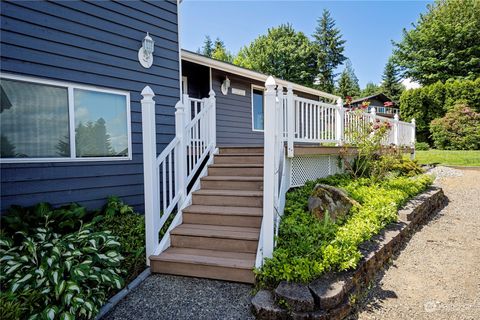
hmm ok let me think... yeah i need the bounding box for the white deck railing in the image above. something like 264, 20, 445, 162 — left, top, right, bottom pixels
258, 78, 416, 267
141, 87, 216, 261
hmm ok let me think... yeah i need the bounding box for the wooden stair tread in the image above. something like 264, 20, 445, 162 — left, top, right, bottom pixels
171, 224, 260, 240
151, 247, 255, 269
193, 189, 263, 196
201, 176, 263, 181
215, 153, 264, 157
209, 163, 263, 168
183, 205, 263, 216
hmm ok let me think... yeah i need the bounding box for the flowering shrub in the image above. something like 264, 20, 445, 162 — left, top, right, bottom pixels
430, 104, 480, 150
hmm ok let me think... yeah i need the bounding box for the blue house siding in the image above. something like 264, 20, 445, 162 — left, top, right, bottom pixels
212, 69, 265, 146
0, 0, 180, 212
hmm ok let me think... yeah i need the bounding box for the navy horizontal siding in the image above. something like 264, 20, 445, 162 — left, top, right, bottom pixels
0, 0, 180, 213
212, 69, 265, 146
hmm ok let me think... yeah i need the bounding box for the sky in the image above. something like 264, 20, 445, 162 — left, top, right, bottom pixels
180, 0, 432, 89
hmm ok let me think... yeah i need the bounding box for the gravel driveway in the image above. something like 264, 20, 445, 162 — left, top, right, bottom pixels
352, 167, 480, 320
103, 274, 255, 320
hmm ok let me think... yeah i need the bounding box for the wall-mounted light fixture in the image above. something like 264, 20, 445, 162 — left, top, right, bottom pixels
138, 32, 155, 68
221, 76, 230, 95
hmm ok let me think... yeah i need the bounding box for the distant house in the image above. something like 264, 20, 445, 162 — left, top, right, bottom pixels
346, 93, 400, 118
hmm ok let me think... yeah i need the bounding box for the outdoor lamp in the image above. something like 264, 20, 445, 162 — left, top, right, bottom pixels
138, 32, 155, 68
221, 76, 230, 95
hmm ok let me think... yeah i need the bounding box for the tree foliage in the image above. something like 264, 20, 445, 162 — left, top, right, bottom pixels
393, 0, 480, 84
336, 60, 360, 98
234, 24, 317, 86
312, 9, 347, 92
198, 36, 233, 63
430, 104, 480, 150
381, 57, 405, 103
360, 82, 381, 97
399, 78, 480, 143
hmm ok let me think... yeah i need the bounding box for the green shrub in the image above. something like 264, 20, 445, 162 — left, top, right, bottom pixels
415, 142, 430, 150
0, 224, 124, 319
400, 78, 480, 143
256, 174, 433, 287
94, 197, 146, 283
1, 203, 97, 237
430, 104, 480, 150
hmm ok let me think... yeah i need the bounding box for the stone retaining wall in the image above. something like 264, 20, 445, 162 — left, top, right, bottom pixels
252, 187, 448, 320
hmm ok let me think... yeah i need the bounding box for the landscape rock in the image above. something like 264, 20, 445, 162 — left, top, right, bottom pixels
252, 290, 288, 320
275, 281, 315, 312
309, 274, 347, 310
307, 184, 359, 221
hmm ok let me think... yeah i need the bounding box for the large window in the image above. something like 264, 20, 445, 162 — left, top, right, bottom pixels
0, 75, 131, 162
252, 87, 264, 131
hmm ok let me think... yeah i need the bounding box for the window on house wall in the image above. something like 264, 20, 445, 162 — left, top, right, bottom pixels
0, 75, 131, 162
252, 87, 264, 131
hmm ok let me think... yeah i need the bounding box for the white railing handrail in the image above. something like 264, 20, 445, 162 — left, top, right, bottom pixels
142, 87, 216, 262
259, 79, 416, 267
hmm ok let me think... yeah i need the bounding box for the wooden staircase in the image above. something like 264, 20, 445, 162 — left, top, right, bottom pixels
150, 147, 264, 283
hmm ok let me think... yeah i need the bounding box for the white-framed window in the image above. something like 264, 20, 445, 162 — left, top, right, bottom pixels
0, 73, 132, 163
251, 85, 265, 131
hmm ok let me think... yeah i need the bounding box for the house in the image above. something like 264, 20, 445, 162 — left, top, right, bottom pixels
346, 93, 400, 118
0, 0, 180, 212
0, 0, 416, 284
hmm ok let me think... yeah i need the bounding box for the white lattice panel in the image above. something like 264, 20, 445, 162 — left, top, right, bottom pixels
290, 155, 339, 187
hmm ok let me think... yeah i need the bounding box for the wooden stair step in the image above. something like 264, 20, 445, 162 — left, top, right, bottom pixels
193, 189, 263, 197
201, 176, 263, 181
183, 205, 263, 216
192, 189, 263, 207
150, 247, 255, 283
219, 147, 264, 154
171, 224, 260, 240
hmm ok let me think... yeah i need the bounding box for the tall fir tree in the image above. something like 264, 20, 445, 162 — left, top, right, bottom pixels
361, 82, 381, 97
312, 9, 347, 93
198, 35, 213, 57
211, 38, 234, 63
336, 60, 360, 98
381, 57, 404, 103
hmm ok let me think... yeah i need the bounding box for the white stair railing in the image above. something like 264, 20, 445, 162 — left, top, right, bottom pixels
141, 87, 216, 262
259, 79, 417, 267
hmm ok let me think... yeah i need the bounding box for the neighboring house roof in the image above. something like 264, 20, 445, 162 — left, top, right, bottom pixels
181, 49, 340, 102
349, 93, 395, 105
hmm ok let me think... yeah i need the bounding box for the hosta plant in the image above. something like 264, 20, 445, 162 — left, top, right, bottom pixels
0, 223, 124, 320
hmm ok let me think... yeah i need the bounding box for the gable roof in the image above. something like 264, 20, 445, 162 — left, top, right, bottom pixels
181, 49, 340, 102
350, 93, 393, 105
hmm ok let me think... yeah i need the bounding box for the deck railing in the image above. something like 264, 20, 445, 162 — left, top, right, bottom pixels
141, 87, 216, 261
259, 78, 416, 267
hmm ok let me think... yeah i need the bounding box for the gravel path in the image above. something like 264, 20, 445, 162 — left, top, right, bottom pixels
352, 167, 480, 320
103, 274, 254, 320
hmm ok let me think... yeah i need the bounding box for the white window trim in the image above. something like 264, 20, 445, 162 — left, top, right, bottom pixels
182, 76, 188, 95
0, 73, 132, 163
251, 84, 265, 132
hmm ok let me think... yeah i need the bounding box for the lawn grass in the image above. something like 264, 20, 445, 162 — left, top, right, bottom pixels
414, 150, 480, 166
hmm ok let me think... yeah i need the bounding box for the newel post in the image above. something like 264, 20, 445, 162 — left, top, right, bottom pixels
141, 86, 160, 263
262, 76, 277, 261
208, 89, 217, 148
336, 98, 344, 145
393, 114, 400, 145
175, 99, 187, 207
286, 84, 295, 158
411, 118, 416, 159
370, 106, 376, 122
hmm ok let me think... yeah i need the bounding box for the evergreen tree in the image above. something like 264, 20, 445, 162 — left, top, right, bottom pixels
336, 60, 360, 98
381, 57, 404, 103
211, 38, 234, 63
198, 36, 213, 57
312, 9, 347, 93
361, 82, 381, 97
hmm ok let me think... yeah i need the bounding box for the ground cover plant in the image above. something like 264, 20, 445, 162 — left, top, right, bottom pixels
0, 198, 145, 320
256, 107, 433, 287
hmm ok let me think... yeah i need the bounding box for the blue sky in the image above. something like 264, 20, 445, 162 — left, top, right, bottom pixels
180, 0, 431, 88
